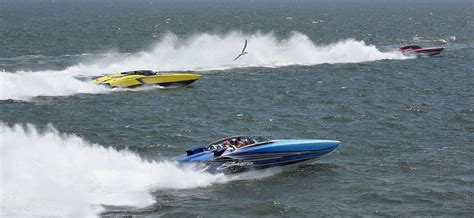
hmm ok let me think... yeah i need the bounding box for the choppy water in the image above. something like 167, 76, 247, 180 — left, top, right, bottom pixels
1, 0, 473, 216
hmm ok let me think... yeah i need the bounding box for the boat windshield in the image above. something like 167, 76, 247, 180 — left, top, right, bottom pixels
207, 135, 269, 150
121, 70, 156, 76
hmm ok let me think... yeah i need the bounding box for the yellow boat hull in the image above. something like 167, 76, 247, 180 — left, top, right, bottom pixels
93, 70, 201, 88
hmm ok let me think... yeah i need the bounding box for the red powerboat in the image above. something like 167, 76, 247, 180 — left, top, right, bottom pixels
399, 45, 444, 56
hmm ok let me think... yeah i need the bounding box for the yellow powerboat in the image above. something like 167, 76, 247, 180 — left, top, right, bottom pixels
93, 70, 201, 88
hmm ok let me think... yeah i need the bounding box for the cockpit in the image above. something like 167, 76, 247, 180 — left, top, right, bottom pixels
121, 70, 156, 76
400, 45, 422, 50
207, 135, 269, 150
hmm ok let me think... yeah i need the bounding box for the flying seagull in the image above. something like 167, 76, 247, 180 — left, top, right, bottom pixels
233, 39, 248, 61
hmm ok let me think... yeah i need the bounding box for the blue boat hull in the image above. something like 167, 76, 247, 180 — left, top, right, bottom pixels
176, 139, 340, 174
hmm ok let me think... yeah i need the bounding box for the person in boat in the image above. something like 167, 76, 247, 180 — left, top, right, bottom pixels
232, 137, 242, 148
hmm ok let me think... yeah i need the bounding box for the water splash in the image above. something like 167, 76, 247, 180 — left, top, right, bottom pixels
0, 31, 407, 101
0, 123, 229, 217
0, 70, 108, 101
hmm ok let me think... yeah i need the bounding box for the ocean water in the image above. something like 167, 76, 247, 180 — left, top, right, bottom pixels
1, 0, 473, 216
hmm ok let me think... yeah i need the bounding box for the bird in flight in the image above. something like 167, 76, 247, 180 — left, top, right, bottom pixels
233, 39, 248, 61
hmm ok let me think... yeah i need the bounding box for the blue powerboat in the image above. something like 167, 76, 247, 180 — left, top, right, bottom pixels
176, 136, 340, 174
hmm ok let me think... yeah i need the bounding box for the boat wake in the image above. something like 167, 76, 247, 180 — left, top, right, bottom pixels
0, 31, 408, 101
0, 123, 229, 217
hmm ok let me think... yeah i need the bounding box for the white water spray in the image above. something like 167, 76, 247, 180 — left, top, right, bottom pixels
0, 123, 229, 217
0, 31, 407, 101
0, 70, 108, 101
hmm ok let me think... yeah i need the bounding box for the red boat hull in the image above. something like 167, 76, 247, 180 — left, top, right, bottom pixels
400, 47, 444, 56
